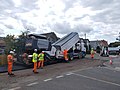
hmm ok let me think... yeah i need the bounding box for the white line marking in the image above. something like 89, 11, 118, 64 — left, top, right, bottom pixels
56, 75, 64, 78
8, 87, 21, 90
73, 73, 120, 87
71, 67, 93, 73
63, 67, 92, 76
66, 73, 74, 76
44, 78, 52, 82
27, 82, 39, 86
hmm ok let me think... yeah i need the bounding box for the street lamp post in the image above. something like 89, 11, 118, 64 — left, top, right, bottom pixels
85, 33, 86, 39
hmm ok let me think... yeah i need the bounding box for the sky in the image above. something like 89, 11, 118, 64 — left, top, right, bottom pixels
0, 0, 120, 43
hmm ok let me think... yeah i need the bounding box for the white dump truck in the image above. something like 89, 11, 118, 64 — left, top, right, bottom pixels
45, 32, 86, 61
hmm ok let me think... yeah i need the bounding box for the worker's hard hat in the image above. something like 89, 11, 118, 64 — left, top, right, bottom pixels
34, 49, 37, 52
9, 51, 14, 54
42, 51, 44, 53
13, 49, 16, 52
91, 48, 93, 50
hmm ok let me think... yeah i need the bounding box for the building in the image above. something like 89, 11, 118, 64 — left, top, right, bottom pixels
0, 37, 6, 54
90, 40, 108, 56
40, 32, 59, 44
90, 40, 108, 50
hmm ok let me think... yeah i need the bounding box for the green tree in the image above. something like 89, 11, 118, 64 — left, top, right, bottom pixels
3, 35, 15, 54
109, 42, 120, 47
3, 30, 30, 54
19, 30, 30, 38
15, 30, 30, 54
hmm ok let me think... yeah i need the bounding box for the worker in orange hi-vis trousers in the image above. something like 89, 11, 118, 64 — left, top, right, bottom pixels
63, 49, 69, 62
38, 51, 45, 69
91, 48, 95, 59
32, 49, 38, 74
7, 51, 15, 76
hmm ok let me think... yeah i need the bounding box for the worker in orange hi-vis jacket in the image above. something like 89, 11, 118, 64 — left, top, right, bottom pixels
91, 48, 95, 58
38, 51, 45, 69
63, 49, 69, 62
7, 51, 15, 76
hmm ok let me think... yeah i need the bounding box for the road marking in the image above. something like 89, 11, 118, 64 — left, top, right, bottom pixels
73, 73, 120, 87
27, 82, 39, 86
8, 87, 21, 90
44, 78, 52, 82
66, 73, 74, 76
63, 67, 92, 76
71, 67, 93, 73
56, 75, 64, 78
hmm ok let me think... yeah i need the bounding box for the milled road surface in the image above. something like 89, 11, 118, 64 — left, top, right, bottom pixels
0, 58, 101, 89
1, 54, 120, 90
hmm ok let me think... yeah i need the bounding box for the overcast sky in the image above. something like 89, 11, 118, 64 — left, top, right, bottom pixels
0, 0, 120, 43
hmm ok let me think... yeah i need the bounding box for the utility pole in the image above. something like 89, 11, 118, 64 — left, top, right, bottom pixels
116, 32, 120, 41
85, 33, 86, 39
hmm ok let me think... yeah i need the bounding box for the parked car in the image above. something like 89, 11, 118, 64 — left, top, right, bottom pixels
108, 47, 119, 55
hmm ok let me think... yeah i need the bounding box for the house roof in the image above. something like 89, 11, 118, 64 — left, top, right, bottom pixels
41, 32, 59, 39
90, 40, 108, 47
28, 34, 47, 39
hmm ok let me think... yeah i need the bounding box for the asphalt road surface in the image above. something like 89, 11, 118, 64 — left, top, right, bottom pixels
2, 67, 120, 90
1, 55, 120, 90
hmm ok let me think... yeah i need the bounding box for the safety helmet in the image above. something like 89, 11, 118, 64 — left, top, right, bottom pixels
9, 51, 14, 54
34, 49, 37, 52
42, 51, 44, 53
13, 49, 16, 52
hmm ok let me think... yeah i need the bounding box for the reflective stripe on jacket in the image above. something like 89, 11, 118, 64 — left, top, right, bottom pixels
38, 53, 44, 61
32, 53, 38, 62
